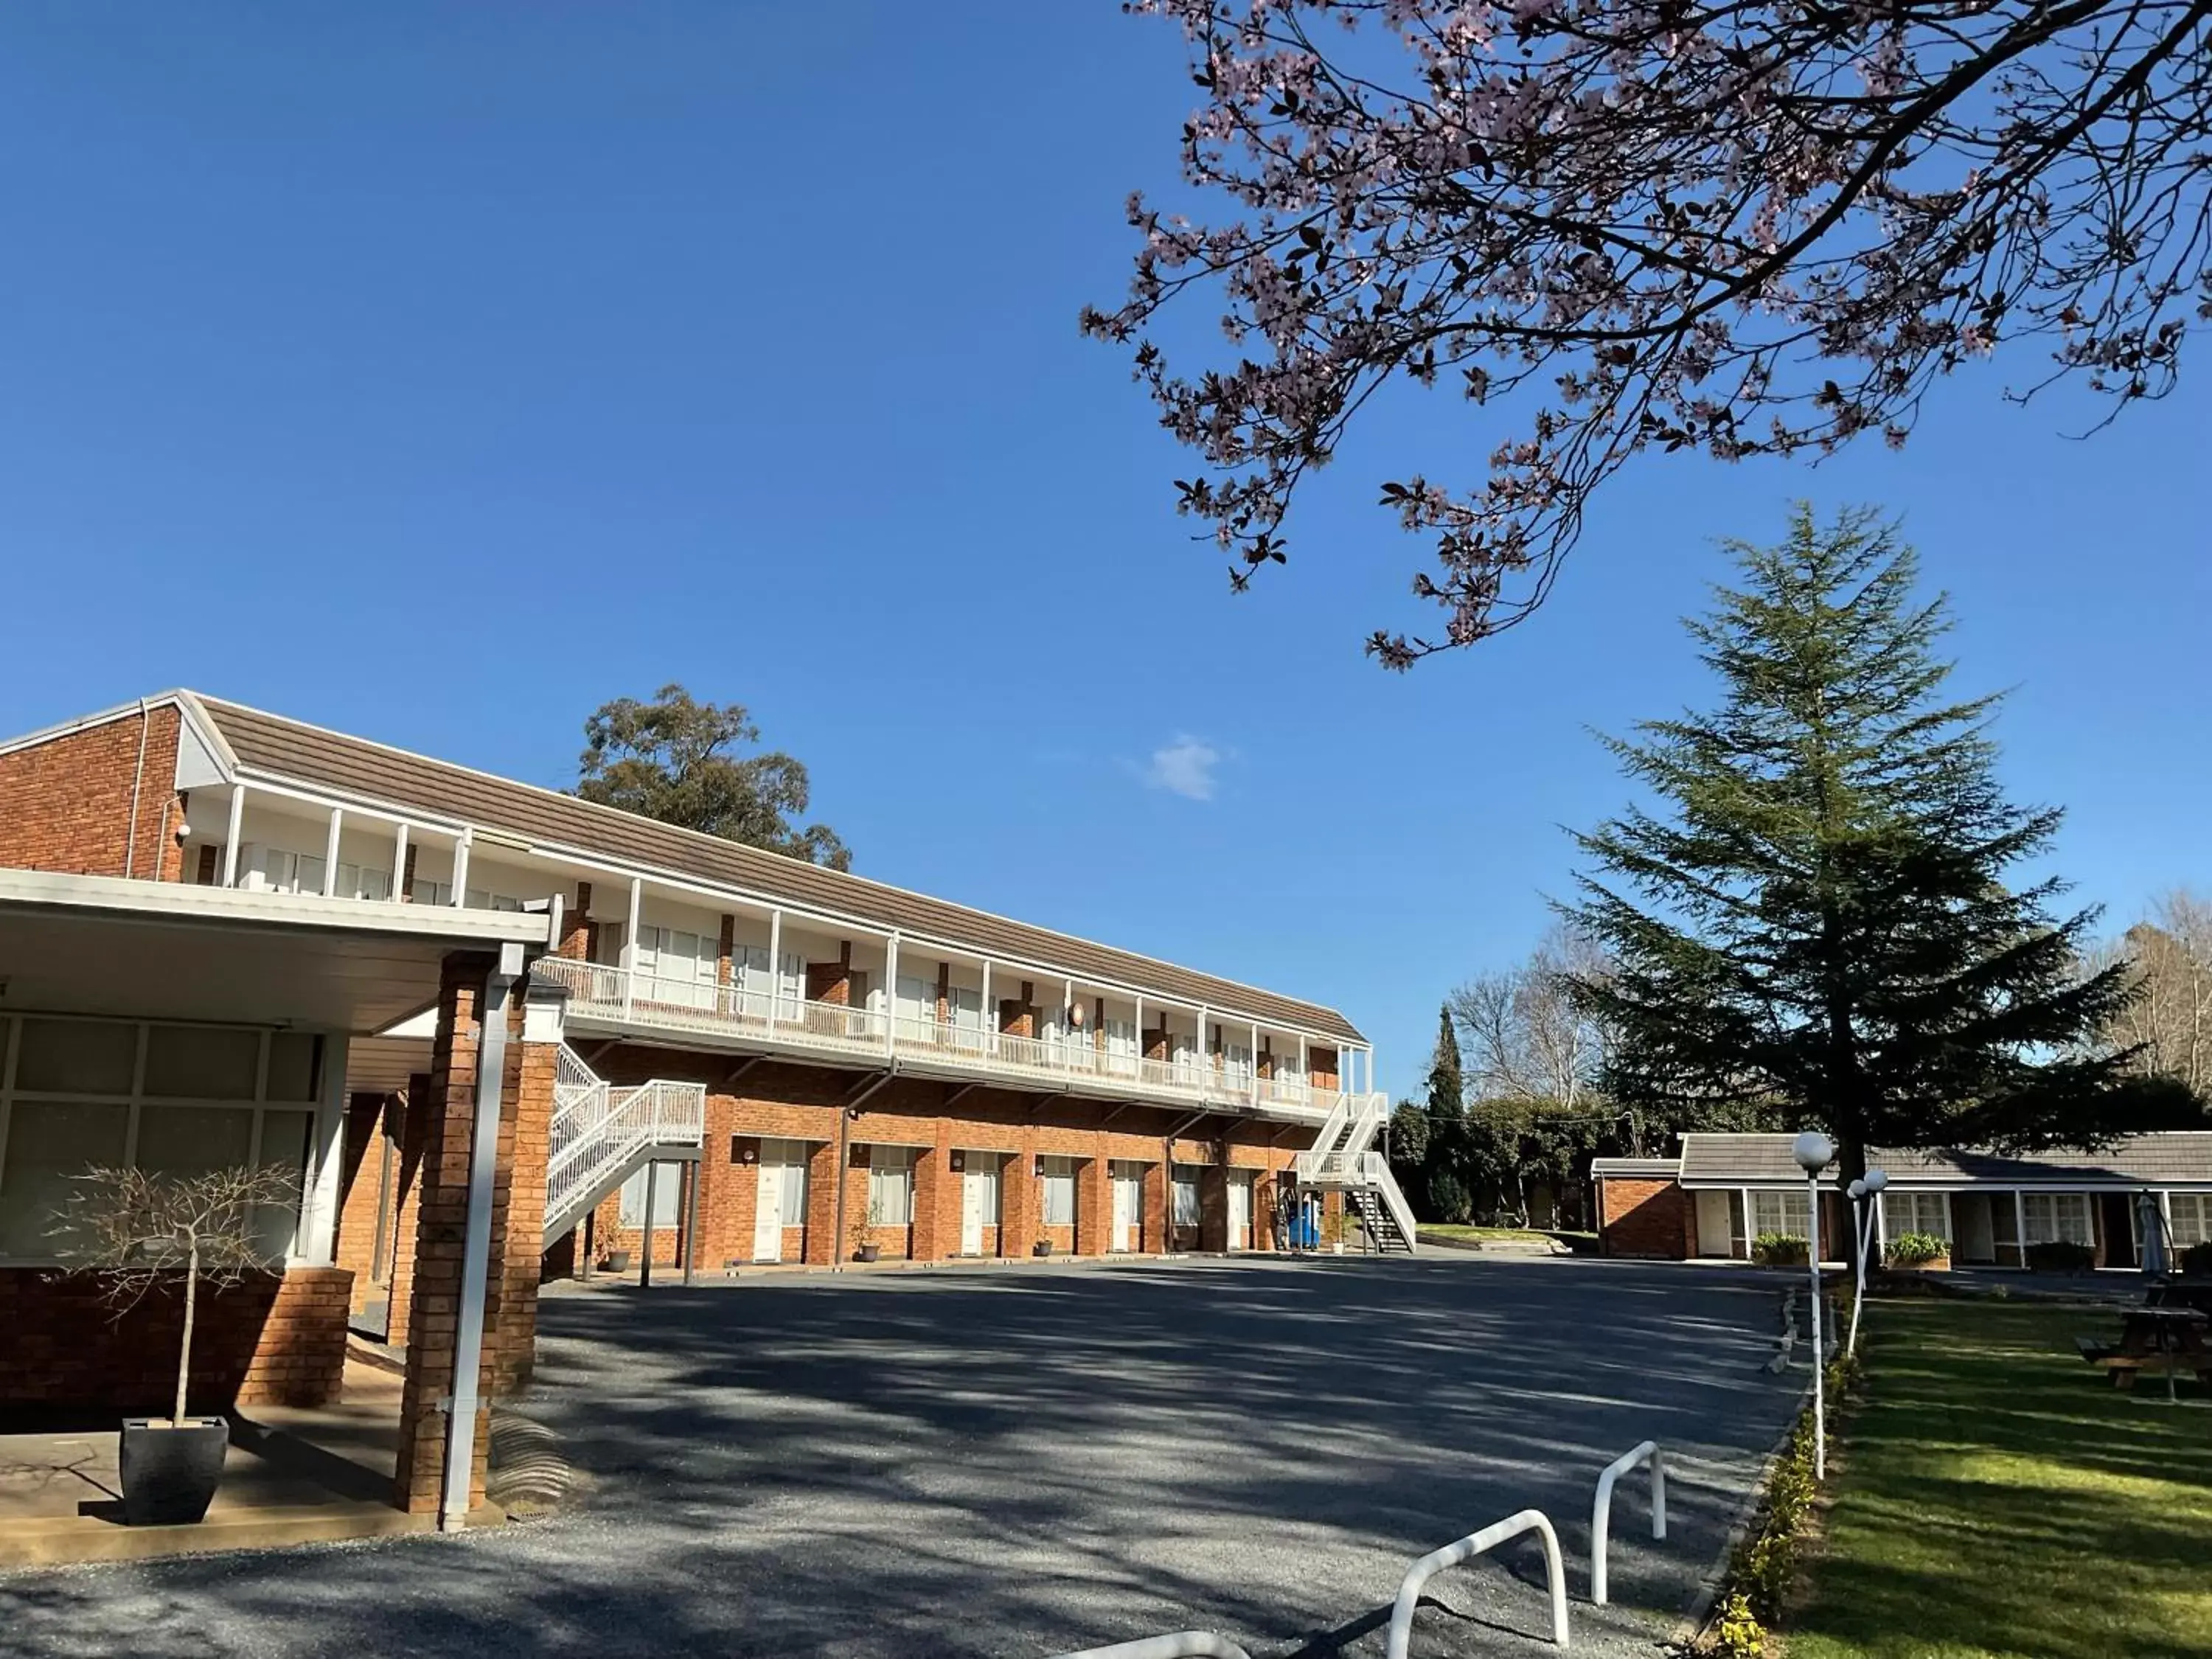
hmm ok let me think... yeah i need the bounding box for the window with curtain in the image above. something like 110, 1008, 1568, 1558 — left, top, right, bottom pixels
1172, 1168, 1202, 1228
2168, 1193, 2209, 1247
636, 925, 717, 1008
1041, 1155, 1077, 1226
2021, 1192, 2093, 1245
869, 1145, 917, 1226
617, 1165, 682, 1226
0, 1016, 321, 1261
761, 1138, 810, 1226
1750, 1189, 1810, 1238
1890, 1192, 1951, 1239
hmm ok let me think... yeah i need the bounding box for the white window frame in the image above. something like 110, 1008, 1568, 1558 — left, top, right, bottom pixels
2168, 1192, 2210, 1248
2021, 1192, 2094, 1247
1040, 1155, 1077, 1227
0, 1013, 323, 1265
1891, 1191, 1952, 1242
1750, 1189, 1810, 1239
1171, 1166, 1203, 1228
868, 1144, 917, 1228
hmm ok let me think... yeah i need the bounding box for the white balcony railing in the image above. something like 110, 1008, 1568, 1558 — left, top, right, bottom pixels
532, 956, 1340, 1119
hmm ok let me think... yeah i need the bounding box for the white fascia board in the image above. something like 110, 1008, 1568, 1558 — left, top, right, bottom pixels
0, 868, 549, 947
0, 692, 189, 762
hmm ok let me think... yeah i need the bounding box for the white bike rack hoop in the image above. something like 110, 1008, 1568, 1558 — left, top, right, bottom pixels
1385, 1507, 1570, 1655
1590, 1439, 1667, 1606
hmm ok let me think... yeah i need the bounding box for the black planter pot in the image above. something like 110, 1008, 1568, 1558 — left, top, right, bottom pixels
855, 1244, 882, 1263
119, 1417, 229, 1526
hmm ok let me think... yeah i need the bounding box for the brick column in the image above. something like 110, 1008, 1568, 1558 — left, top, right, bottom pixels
1141, 1162, 1168, 1254
381, 1074, 433, 1341
557, 883, 592, 959
1004, 1144, 1038, 1259
911, 1127, 953, 1262
1076, 1155, 1110, 1256
1200, 1164, 1230, 1253
392, 953, 540, 1517
804, 1139, 839, 1264
1255, 1168, 1281, 1252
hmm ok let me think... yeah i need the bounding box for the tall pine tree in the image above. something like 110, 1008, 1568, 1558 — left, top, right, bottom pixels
1567, 507, 2141, 1184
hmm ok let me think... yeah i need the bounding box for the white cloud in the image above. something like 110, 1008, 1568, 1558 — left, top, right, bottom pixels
1141, 734, 1222, 801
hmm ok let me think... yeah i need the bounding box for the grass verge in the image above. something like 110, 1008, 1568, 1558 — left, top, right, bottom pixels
1783, 1300, 2212, 1659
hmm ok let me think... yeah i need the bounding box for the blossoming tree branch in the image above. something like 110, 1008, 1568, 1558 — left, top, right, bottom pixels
1082, 0, 2210, 665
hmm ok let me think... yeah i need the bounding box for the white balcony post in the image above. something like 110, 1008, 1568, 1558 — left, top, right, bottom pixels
220, 783, 246, 887
767, 907, 783, 1024
1298, 1034, 1309, 1096
392, 821, 410, 902
1249, 1020, 1260, 1103
623, 876, 642, 1020
981, 959, 994, 1055
321, 807, 344, 897
1133, 995, 1143, 1077
1062, 978, 1075, 1074
1197, 1004, 1208, 1089
886, 933, 901, 1054
450, 830, 471, 908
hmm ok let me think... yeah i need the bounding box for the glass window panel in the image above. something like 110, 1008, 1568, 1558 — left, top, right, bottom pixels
1041, 1155, 1077, 1226
617, 1166, 682, 1226
0, 1102, 128, 1255
14, 1018, 138, 1095
1172, 1169, 1202, 1227
265, 1034, 319, 1102
2170, 1194, 2208, 1247
143, 1025, 260, 1099
779, 1160, 808, 1227
134, 1105, 256, 1178
252, 1109, 313, 1257
296, 854, 326, 895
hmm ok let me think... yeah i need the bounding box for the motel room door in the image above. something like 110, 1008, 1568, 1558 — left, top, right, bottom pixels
755, 1138, 805, 1263
960, 1158, 999, 1256
1695, 1189, 1737, 1257
1227, 1170, 1254, 1250
1111, 1163, 1144, 1251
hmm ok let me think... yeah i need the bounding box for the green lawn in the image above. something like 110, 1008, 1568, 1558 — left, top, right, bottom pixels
1787, 1300, 2212, 1659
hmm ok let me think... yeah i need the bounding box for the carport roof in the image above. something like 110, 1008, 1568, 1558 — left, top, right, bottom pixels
1677, 1131, 2212, 1189
0, 869, 547, 1035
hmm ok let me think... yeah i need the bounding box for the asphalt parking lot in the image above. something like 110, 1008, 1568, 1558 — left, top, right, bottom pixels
0, 1254, 1802, 1658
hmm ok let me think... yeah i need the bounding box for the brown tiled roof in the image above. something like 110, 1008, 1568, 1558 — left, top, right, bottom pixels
191, 695, 1363, 1043
1677, 1132, 2212, 1188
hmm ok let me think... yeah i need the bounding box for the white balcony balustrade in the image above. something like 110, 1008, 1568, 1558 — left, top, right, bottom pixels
530, 956, 1339, 1120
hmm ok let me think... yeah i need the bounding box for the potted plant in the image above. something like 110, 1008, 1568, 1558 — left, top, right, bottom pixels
1884, 1231, 1950, 1270
1032, 1236, 1054, 1258
1750, 1231, 1809, 1268
599, 1247, 633, 1274
50, 1163, 295, 1527
852, 1196, 883, 1263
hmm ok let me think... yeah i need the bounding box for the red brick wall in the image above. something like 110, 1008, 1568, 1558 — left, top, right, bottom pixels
542, 1048, 1313, 1273
0, 1266, 352, 1416
0, 703, 187, 881
1599, 1177, 1694, 1259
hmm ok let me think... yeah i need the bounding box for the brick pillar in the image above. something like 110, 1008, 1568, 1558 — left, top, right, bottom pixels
1004, 1144, 1038, 1259
1200, 1164, 1230, 1253
911, 1129, 952, 1262
558, 883, 593, 959
1255, 1168, 1281, 1252
382, 1074, 433, 1341
489, 1022, 556, 1395
804, 1139, 839, 1265
717, 914, 736, 988
1076, 1155, 1110, 1256
392, 953, 538, 1517
1141, 1162, 1168, 1254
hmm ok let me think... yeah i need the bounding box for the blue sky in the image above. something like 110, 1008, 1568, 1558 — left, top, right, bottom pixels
2, 7, 2206, 1096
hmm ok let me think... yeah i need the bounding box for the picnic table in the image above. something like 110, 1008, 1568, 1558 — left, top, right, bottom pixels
2076, 1304, 2211, 1390
2148, 1279, 2212, 1318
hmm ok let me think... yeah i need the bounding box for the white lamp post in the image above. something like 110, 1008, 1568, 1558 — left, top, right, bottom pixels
1792, 1130, 1836, 1480
1847, 1169, 1887, 1357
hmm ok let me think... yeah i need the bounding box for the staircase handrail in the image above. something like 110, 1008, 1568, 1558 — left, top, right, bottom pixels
1359, 1150, 1420, 1255
1292, 1091, 1356, 1182
545, 1044, 706, 1242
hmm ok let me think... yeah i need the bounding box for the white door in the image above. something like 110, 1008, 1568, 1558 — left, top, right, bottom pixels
960, 1168, 987, 1256
1695, 1189, 1734, 1258
754, 1160, 785, 1262
1228, 1171, 1253, 1250
1112, 1165, 1142, 1251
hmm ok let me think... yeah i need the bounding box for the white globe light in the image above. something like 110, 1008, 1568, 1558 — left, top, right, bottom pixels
1848, 1178, 1866, 1199
1863, 1169, 1889, 1193
1792, 1130, 1836, 1172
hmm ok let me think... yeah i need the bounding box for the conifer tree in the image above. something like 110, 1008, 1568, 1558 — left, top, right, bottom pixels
1567, 507, 2143, 1184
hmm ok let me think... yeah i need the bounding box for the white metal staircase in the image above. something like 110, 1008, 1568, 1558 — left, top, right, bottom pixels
1293, 1091, 1417, 1253
543, 1044, 707, 1245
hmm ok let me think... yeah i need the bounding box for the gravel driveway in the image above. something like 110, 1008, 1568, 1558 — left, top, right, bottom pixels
1, 1255, 1801, 1658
